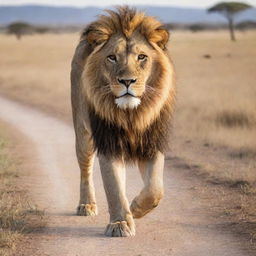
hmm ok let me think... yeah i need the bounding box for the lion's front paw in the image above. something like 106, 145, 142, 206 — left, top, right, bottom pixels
77, 203, 98, 216
130, 198, 153, 219
105, 221, 135, 237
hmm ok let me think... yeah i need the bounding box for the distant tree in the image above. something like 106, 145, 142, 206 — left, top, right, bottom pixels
7, 22, 34, 40
208, 2, 252, 41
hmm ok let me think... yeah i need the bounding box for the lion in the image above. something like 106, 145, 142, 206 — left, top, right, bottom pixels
71, 6, 176, 237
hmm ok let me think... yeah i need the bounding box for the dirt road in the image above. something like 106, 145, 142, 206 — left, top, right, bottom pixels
0, 96, 250, 256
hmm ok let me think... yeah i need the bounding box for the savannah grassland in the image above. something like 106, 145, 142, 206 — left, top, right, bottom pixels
0, 31, 255, 244
0, 31, 255, 179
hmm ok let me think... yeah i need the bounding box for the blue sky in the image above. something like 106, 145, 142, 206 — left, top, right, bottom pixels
0, 0, 255, 8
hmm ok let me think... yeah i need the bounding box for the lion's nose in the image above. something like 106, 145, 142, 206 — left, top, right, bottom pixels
118, 78, 137, 88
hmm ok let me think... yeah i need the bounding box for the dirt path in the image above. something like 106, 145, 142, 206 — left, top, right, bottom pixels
0, 96, 250, 256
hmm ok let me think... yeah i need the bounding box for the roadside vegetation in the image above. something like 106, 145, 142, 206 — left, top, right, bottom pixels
0, 124, 44, 256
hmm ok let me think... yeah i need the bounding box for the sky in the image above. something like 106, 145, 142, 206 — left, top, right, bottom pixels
0, 0, 255, 8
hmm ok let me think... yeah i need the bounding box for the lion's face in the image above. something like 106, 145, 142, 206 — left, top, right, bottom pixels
80, 8, 175, 131
97, 34, 154, 109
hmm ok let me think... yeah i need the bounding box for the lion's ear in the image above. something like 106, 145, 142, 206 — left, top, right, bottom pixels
81, 22, 111, 46
148, 27, 169, 50
140, 17, 169, 50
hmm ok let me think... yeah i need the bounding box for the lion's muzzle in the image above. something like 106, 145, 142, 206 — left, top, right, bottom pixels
115, 95, 141, 109
111, 77, 143, 109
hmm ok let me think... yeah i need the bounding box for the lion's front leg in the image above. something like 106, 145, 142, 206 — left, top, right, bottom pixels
99, 155, 135, 237
131, 152, 164, 219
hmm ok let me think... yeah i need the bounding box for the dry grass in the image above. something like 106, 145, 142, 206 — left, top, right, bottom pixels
0, 30, 255, 182
0, 126, 44, 256
0, 33, 76, 119
170, 30, 256, 151
168, 30, 256, 184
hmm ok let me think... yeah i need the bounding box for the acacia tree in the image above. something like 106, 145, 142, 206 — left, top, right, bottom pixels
208, 2, 252, 41
7, 22, 33, 40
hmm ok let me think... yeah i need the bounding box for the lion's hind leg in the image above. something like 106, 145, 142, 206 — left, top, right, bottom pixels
130, 152, 164, 218
76, 132, 97, 216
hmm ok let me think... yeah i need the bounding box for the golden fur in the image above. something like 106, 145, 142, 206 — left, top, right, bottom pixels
71, 6, 176, 237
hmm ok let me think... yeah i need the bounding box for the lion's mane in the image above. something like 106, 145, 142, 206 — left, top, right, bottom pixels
78, 7, 176, 160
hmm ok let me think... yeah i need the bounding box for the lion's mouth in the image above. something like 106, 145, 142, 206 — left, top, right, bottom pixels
115, 92, 138, 99
114, 94, 141, 109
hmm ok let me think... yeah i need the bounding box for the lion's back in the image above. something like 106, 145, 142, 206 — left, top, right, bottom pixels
71, 41, 91, 130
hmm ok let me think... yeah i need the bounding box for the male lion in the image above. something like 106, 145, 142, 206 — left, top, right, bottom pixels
71, 6, 176, 237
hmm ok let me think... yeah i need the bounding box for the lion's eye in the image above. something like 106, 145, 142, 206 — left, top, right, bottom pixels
107, 55, 117, 62
138, 54, 147, 60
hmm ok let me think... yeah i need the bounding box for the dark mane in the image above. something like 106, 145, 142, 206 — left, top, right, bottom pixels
88, 105, 173, 161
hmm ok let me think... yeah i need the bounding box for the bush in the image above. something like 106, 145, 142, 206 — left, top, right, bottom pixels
215, 110, 252, 128
236, 21, 256, 30
188, 24, 206, 32
35, 26, 49, 34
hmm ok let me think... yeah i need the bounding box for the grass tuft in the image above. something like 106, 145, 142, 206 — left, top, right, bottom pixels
229, 148, 256, 159
215, 110, 253, 128
0, 192, 44, 232
0, 230, 19, 249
